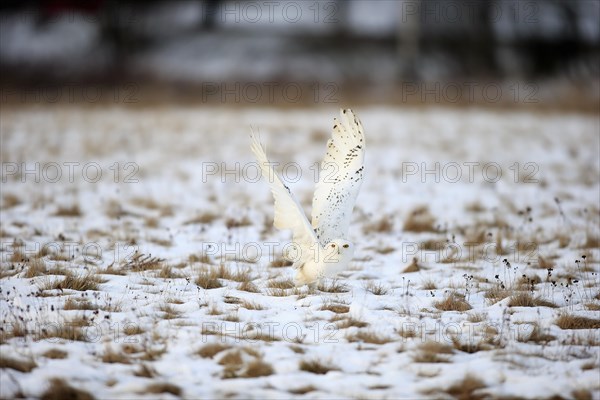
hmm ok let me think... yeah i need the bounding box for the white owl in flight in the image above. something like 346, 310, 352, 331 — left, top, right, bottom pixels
251, 109, 365, 287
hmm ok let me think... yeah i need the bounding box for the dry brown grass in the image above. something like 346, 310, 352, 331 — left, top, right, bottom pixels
585, 303, 600, 311
9, 248, 26, 262
223, 313, 241, 322
572, 389, 593, 400
158, 303, 182, 320
54, 204, 83, 217
404, 257, 422, 273
451, 330, 499, 354
289, 345, 305, 354
39, 271, 105, 292
101, 346, 131, 364
219, 349, 244, 366
413, 341, 454, 363
269, 257, 293, 268
63, 298, 98, 311
581, 231, 599, 249
397, 325, 418, 338
197, 343, 230, 358
144, 216, 159, 228
196, 264, 253, 288
484, 286, 511, 304
147, 237, 173, 247
0, 355, 37, 372
167, 297, 185, 305
23, 257, 48, 278
130, 197, 162, 210
240, 359, 275, 378
139, 341, 167, 361
267, 278, 295, 289
134, 363, 158, 378
434, 292, 472, 312
185, 212, 218, 225
465, 201, 486, 213
363, 280, 389, 295
0, 318, 27, 343
363, 216, 394, 234
196, 268, 223, 289
0, 264, 19, 279
517, 323, 556, 344
421, 239, 444, 251
223, 296, 242, 305
331, 315, 369, 329
517, 274, 542, 288
207, 303, 222, 315
375, 246, 395, 254
157, 264, 183, 279
318, 279, 349, 293
299, 358, 340, 374
42, 349, 68, 359
124, 252, 164, 271
218, 347, 273, 378
225, 216, 252, 229
441, 374, 487, 400
123, 324, 144, 336
537, 255, 554, 269
289, 386, 317, 395
238, 281, 260, 293
555, 314, 600, 329
37, 316, 92, 342
2, 193, 21, 209
467, 312, 487, 323
228, 267, 253, 282
189, 252, 212, 264
144, 383, 182, 396
420, 277, 437, 290
346, 330, 394, 345
45, 252, 72, 262
508, 292, 557, 308
320, 301, 350, 314
403, 206, 436, 233
238, 299, 264, 310
97, 263, 126, 275
267, 288, 289, 297
241, 327, 280, 342
41, 378, 95, 400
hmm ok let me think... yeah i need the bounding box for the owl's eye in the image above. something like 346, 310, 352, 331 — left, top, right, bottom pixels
331, 244, 336, 248
343, 244, 349, 248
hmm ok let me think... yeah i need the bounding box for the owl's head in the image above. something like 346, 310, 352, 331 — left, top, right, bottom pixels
324, 239, 354, 263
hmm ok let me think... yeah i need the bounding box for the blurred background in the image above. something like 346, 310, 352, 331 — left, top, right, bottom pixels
1, 0, 599, 109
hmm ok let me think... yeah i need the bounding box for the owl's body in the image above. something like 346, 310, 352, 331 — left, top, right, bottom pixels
251, 109, 365, 287
294, 239, 355, 286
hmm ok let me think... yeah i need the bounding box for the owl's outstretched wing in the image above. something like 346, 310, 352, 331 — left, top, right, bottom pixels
311, 109, 365, 247
250, 134, 318, 261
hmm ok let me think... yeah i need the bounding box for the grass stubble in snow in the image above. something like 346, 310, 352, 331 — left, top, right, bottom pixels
0, 106, 599, 399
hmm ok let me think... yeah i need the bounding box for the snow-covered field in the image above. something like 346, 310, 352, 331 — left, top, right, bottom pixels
1, 105, 599, 399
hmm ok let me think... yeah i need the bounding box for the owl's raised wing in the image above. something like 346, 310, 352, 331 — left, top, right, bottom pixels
250, 134, 318, 261
311, 109, 365, 247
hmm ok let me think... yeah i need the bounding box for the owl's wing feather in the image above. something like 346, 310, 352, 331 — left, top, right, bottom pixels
311, 109, 365, 247
251, 134, 318, 262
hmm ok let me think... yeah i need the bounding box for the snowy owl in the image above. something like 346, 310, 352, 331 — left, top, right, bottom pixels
251, 109, 365, 287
